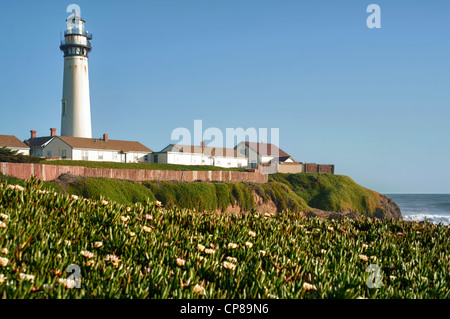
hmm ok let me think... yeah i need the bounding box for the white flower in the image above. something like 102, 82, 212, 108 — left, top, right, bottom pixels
1, 248, 7, 255
0, 257, 8, 267
0, 214, 8, 221
176, 258, 186, 267
143, 226, 152, 233
129, 231, 136, 237
58, 278, 76, 289
155, 201, 162, 207
303, 282, 317, 291
259, 250, 266, 256
0, 274, 5, 284
362, 244, 369, 250
64, 240, 71, 246
71, 195, 79, 200
245, 242, 253, 248
94, 241, 103, 248
101, 200, 109, 205
80, 250, 95, 259
320, 249, 327, 254
126, 207, 132, 212
226, 257, 237, 264
359, 254, 369, 262
248, 231, 256, 238
144, 214, 153, 220
19, 273, 35, 282
228, 243, 238, 249
8, 184, 24, 191
327, 226, 334, 231
0, 222, 6, 229
223, 261, 236, 270
197, 244, 205, 252
204, 248, 215, 255
105, 254, 121, 264
193, 284, 205, 295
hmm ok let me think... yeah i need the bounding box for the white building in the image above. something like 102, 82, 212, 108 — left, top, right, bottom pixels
151, 143, 248, 168
0, 135, 30, 155
234, 141, 296, 168
25, 130, 152, 163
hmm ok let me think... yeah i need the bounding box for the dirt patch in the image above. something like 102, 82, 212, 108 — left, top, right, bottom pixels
52, 173, 84, 193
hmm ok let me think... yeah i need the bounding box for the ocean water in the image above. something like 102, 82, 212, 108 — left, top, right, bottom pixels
385, 194, 450, 226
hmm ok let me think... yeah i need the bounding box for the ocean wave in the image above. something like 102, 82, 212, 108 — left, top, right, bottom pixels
403, 214, 450, 226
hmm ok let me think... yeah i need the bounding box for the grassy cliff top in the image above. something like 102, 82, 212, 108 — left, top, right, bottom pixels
269, 173, 385, 216
0, 171, 394, 218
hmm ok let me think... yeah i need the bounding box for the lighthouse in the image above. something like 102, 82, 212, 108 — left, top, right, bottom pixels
60, 11, 93, 138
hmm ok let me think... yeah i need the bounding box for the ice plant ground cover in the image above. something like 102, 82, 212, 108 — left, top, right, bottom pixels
0, 177, 448, 299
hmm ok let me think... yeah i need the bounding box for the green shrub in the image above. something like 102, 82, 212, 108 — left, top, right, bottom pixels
66, 177, 156, 205
0, 147, 43, 163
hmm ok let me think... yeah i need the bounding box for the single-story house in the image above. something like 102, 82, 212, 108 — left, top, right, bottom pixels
234, 141, 296, 168
25, 129, 152, 163
24, 129, 56, 157
0, 135, 30, 155
151, 142, 248, 168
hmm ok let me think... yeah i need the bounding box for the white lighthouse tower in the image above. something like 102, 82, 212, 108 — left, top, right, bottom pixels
60, 11, 93, 138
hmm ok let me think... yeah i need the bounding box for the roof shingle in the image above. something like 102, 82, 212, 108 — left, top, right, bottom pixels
0, 135, 29, 149
243, 142, 290, 158
57, 136, 153, 153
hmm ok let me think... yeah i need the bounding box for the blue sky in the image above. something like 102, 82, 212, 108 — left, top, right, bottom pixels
1, 0, 449, 193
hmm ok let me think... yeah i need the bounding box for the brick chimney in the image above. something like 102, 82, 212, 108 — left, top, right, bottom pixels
30, 130, 37, 139
201, 141, 205, 149
103, 133, 108, 142
50, 128, 56, 137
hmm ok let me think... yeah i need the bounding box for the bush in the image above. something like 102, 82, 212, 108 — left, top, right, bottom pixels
0, 147, 43, 163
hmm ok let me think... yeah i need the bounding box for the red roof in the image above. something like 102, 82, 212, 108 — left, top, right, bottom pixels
57, 136, 153, 153
0, 135, 29, 149
244, 142, 290, 158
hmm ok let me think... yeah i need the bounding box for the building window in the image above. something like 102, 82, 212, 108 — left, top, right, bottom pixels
82, 151, 88, 161
62, 100, 67, 116
61, 150, 67, 159
153, 155, 158, 163
98, 152, 103, 160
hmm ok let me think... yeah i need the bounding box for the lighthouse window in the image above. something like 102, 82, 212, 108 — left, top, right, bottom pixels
62, 100, 66, 116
